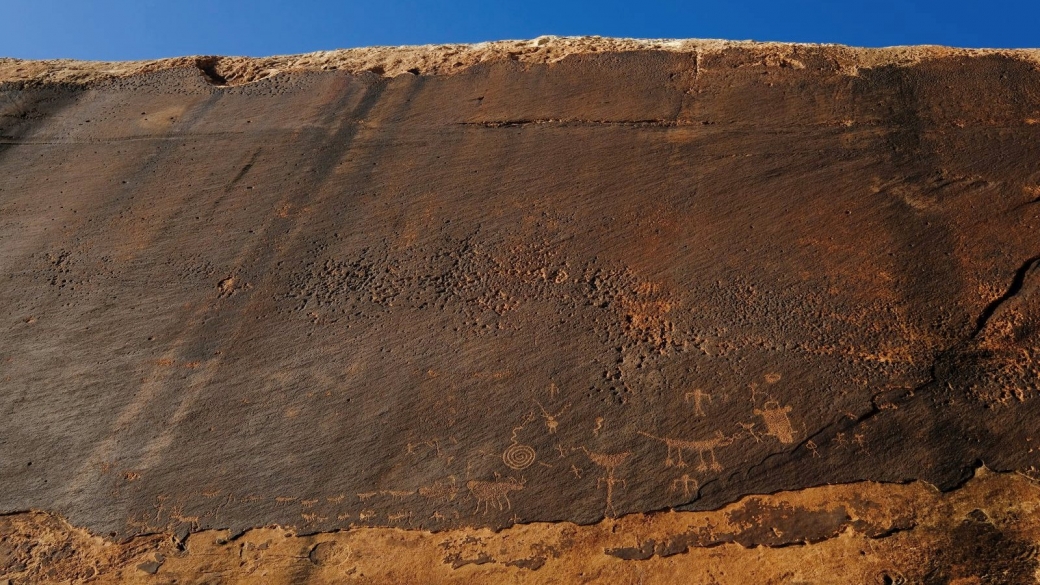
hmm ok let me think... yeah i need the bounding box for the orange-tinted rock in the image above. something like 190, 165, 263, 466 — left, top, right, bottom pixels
2, 39, 1040, 581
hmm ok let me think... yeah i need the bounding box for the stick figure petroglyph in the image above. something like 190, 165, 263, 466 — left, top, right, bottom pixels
753, 399, 797, 444
639, 430, 737, 472
468, 476, 526, 514
535, 400, 570, 434
806, 440, 820, 458
570, 465, 583, 479
684, 388, 712, 416
737, 422, 762, 443
593, 417, 605, 436
672, 474, 699, 499
580, 448, 630, 518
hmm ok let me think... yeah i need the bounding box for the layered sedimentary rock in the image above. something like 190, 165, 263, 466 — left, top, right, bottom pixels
2, 37, 1040, 582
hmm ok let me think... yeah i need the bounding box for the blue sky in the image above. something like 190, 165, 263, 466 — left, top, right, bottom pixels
3, 0, 1038, 60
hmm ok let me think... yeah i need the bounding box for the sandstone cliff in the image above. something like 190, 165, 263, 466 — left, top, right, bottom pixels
2, 37, 1040, 583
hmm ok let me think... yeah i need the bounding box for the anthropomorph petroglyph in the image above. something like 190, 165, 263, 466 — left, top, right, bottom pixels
467, 476, 526, 514
580, 448, 630, 518
754, 399, 797, 444
672, 473, 699, 499
683, 388, 712, 416
638, 430, 737, 472
535, 400, 570, 434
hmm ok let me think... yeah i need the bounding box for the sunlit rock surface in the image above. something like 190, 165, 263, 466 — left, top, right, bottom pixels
2, 37, 1040, 582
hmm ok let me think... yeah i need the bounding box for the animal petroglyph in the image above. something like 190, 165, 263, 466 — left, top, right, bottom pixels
467, 476, 526, 514
639, 430, 737, 472
754, 400, 797, 444
684, 388, 712, 416
418, 476, 459, 502
535, 400, 570, 434
380, 490, 415, 501
581, 448, 630, 518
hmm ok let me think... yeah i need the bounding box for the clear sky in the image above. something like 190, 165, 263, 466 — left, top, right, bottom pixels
3, 0, 1038, 61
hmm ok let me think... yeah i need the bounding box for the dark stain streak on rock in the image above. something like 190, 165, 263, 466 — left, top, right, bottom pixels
1, 45, 1040, 546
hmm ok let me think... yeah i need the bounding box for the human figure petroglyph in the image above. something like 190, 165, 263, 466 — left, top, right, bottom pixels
684, 388, 712, 416
593, 417, 605, 436
639, 430, 737, 471
468, 476, 526, 514
580, 448, 630, 518
806, 440, 820, 458
535, 400, 570, 434
753, 399, 797, 444
737, 422, 762, 443
672, 474, 699, 499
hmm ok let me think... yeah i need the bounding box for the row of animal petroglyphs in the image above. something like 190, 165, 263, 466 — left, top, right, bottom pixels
122, 379, 804, 533
389, 384, 803, 519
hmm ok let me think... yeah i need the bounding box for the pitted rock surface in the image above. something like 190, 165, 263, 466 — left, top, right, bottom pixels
1, 41, 1039, 538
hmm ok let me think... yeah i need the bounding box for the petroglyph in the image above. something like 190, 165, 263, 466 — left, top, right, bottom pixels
684, 388, 712, 416
503, 443, 537, 470
672, 474, 699, 499
639, 431, 737, 472
380, 490, 415, 501
754, 400, 797, 444
535, 400, 570, 434
581, 448, 630, 518
738, 422, 762, 443
418, 477, 459, 502
503, 412, 537, 470
806, 440, 820, 458
593, 417, 605, 436
467, 476, 526, 514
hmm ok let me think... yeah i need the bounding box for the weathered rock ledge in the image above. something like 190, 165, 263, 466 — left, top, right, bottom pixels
3, 36, 1039, 85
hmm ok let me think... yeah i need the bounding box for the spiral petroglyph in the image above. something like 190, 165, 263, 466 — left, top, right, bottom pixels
502, 443, 536, 470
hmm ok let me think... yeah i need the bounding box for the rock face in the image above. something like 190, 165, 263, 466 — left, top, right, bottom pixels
2, 37, 1040, 582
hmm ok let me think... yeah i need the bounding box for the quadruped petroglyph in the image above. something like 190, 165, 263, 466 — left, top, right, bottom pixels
467, 476, 526, 515
639, 430, 738, 472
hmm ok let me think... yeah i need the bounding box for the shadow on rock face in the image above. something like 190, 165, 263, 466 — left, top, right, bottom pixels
923, 510, 1039, 585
